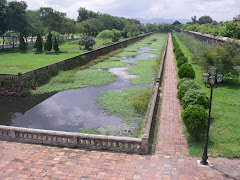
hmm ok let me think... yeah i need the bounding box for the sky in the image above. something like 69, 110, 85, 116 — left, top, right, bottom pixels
8, 0, 240, 22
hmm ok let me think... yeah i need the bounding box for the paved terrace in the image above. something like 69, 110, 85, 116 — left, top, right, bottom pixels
0, 35, 239, 180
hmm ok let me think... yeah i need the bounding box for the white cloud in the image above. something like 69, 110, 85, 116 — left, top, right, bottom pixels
7, 0, 240, 21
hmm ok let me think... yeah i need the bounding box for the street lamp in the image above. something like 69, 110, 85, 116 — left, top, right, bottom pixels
201, 67, 223, 165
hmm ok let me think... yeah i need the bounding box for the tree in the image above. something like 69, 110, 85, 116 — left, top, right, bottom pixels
145, 23, 158, 32
44, 32, 52, 52
112, 29, 121, 42
113, 19, 125, 31
53, 37, 59, 52
97, 30, 114, 44
78, 35, 95, 49
19, 33, 27, 52
0, 0, 7, 36
77, 7, 89, 22
127, 24, 140, 37
191, 16, 198, 24
37, 7, 66, 32
34, 34, 43, 53
198, 15, 213, 25
172, 21, 181, 25
6, 1, 28, 35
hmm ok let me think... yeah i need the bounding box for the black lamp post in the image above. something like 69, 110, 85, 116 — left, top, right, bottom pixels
201, 67, 223, 165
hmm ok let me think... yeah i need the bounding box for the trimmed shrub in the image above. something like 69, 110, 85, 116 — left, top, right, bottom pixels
34, 34, 43, 53
182, 105, 208, 139
178, 63, 195, 79
177, 78, 190, 89
53, 37, 59, 52
44, 32, 52, 52
177, 80, 200, 99
78, 35, 96, 50
181, 89, 209, 109
175, 49, 184, 59
177, 56, 188, 63
19, 33, 27, 52
177, 59, 185, 68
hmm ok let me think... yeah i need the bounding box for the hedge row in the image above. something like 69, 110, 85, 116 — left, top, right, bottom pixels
172, 34, 209, 139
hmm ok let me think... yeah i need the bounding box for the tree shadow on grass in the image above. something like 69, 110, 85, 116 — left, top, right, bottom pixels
220, 77, 240, 90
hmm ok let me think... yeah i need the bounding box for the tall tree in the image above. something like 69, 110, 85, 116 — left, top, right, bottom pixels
77, 7, 89, 22
34, 34, 43, 53
44, 32, 52, 52
0, 0, 7, 36
19, 33, 27, 52
6, 1, 28, 35
198, 15, 213, 25
191, 16, 198, 24
37, 7, 66, 32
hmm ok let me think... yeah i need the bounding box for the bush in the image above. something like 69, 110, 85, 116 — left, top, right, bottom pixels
182, 105, 208, 139
53, 37, 59, 52
34, 34, 43, 53
177, 80, 200, 99
78, 35, 96, 50
178, 63, 195, 79
181, 89, 209, 109
130, 90, 151, 115
19, 33, 27, 52
177, 60, 185, 68
44, 32, 52, 52
177, 78, 190, 89
177, 56, 188, 63
175, 49, 184, 59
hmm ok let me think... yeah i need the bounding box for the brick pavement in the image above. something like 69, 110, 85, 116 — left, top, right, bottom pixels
0, 34, 239, 180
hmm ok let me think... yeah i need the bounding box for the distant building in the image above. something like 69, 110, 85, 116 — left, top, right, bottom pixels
233, 15, 240, 23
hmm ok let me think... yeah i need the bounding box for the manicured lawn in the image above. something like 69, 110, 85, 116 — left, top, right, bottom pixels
173, 33, 240, 158
0, 37, 126, 74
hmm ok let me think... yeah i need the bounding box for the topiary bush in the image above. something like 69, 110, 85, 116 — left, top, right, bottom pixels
177, 56, 188, 63
177, 79, 200, 99
175, 49, 184, 59
177, 59, 185, 68
177, 78, 190, 89
181, 105, 208, 139
178, 63, 195, 79
181, 89, 209, 109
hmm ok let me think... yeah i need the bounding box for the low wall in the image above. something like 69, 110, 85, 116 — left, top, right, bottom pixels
0, 33, 151, 96
181, 30, 240, 44
0, 34, 169, 154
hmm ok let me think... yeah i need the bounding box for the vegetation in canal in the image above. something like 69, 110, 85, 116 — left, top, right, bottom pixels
79, 88, 151, 138
173, 33, 240, 158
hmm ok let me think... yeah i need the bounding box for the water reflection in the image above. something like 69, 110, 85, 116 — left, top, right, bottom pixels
0, 46, 157, 132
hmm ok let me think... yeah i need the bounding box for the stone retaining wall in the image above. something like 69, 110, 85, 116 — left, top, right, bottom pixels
0, 34, 169, 154
0, 33, 152, 96
181, 30, 240, 44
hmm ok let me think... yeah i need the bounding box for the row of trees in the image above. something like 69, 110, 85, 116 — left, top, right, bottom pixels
183, 16, 240, 39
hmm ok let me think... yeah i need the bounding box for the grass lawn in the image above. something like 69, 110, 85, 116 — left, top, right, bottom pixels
173, 33, 240, 158
0, 37, 126, 74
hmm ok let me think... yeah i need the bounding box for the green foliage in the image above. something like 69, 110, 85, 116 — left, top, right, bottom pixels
182, 105, 208, 139
53, 37, 59, 52
177, 59, 185, 68
198, 15, 213, 25
177, 77, 190, 89
177, 56, 188, 63
177, 79, 200, 99
112, 29, 121, 42
178, 63, 195, 79
96, 30, 114, 44
34, 34, 43, 52
200, 41, 240, 78
44, 32, 52, 52
175, 48, 184, 59
78, 35, 96, 49
19, 33, 27, 52
181, 89, 209, 109
130, 90, 151, 115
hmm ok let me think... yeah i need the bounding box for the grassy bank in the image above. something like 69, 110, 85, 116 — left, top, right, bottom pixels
174, 33, 240, 158
0, 37, 126, 74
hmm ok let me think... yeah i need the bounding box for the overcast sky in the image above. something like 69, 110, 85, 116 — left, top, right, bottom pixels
8, 0, 240, 22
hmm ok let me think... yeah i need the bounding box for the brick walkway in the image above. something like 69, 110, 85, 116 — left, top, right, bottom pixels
0, 35, 239, 180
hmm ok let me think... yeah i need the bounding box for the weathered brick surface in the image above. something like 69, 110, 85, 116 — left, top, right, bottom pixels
0, 34, 239, 179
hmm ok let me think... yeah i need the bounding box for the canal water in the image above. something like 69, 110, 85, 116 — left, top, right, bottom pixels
0, 46, 157, 132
